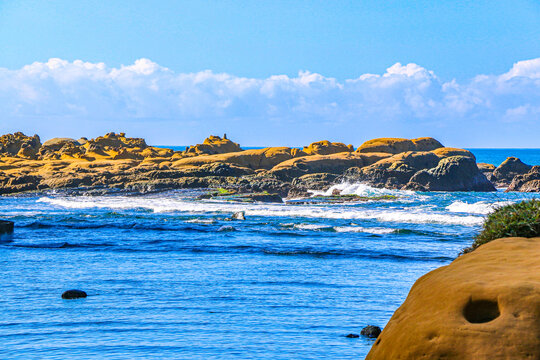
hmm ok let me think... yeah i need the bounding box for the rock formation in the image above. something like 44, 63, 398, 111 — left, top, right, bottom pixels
492, 157, 532, 187
406, 156, 495, 192
355, 137, 443, 154
0, 133, 535, 196
366, 236, 540, 360
184, 135, 242, 156
506, 166, 540, 192
302, 140, 353, 155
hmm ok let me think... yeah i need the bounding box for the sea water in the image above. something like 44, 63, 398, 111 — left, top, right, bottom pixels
1, 149, 539, 359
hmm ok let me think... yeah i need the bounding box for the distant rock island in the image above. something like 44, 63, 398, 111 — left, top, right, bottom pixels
0, 132, 538, 196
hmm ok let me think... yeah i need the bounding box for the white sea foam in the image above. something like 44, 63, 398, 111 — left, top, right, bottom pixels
446, 200, 512, 215
333, 226, 395, 234
292, 224, 334, 231
185, 219, 216, 224
38, 195, 483, 226
310, 182, 416, 198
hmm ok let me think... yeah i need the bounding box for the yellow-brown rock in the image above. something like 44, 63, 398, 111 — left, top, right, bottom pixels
269, 152, 390, 179
367, 236, 540, 360
431, 147, 476, 160
302, 140, 354, 155
0, 132, 41, 159
478, 163, 496, 171
356, 137, 443, 154
184, 135, 242, 155
172, 147, 303, 170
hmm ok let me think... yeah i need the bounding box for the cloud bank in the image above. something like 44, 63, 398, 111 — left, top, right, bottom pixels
0, 58, 539, 147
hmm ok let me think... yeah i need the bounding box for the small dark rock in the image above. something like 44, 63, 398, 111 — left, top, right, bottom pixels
218, 225, 236, 232
61, 289, 87, 299
0, 220, 14, 234
231, 211, 246, 220
345, 333, 360, 338
361, 325, 382, 338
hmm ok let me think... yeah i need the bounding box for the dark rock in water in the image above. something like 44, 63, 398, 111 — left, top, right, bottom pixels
345, 333, 360, 338
287, 173, 337, 198
405, 156, 496, 192
506, 166, 540, 192
61, 289, 87, 299
231, 211, 246, 220
492, 157, 532, 186
361, 325, 382, 338
246, 193, 283, 203
0, 220, 14, 234
218, 225, 236, 232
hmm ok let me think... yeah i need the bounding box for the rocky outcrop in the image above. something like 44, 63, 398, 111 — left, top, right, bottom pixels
0, 133, 532, 195
0, 132, 41, 159
506, 166, 540, 192
406, 156, 495, 192
356, 137, 443, 154
287, 173, 338, 198
172, 147, 304, 170
492, 157, 532, 186
302, 140, 353, 155
184, 135, 242, 155
367, 236, 540, 360
269, 152, 390, 181
341, 151, 441, 189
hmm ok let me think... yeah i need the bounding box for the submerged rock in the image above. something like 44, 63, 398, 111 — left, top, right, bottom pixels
366, 236, 540, 359
61, 289, 87, 299
0, 220, 14, 234
345, 333, 360, 338
361, 325, 382, 338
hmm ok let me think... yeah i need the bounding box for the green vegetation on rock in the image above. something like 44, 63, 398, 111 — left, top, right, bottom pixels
464, 199, 540, 253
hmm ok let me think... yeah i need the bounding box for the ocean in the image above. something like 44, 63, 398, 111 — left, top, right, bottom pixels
1, 149, 539, 359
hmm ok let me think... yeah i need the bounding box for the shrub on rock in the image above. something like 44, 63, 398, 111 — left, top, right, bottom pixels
466, 199, 540, 252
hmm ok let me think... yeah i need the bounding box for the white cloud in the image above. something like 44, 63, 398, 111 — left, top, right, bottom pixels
0, 57, 539, 147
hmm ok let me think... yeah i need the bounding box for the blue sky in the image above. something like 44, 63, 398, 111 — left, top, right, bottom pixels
0, 1, 539, 147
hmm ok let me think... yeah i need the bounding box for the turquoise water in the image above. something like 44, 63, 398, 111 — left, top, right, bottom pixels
468, 148, 540, 167
1, 150, 539, 359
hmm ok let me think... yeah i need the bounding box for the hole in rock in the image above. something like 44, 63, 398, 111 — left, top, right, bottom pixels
463, 299, 500, 323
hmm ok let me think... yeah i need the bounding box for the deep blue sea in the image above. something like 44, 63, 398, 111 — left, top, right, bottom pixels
1, 149, 539, 359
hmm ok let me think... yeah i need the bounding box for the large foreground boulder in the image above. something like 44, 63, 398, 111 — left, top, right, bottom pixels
367, 236, 540, 360
506, 166, 540, 192
405, 156, 496, 192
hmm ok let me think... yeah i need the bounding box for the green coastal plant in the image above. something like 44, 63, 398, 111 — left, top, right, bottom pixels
463, 199, 540, 254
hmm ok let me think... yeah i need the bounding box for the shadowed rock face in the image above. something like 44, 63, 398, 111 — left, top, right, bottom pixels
367, 237, 540, 360
405, 156, 496, 192
492, 157, 532, 186
507, 166, 540, 192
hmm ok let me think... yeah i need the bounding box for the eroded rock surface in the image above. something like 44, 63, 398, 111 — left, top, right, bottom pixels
0, 133, 532, 196
367, 237, 540, 360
